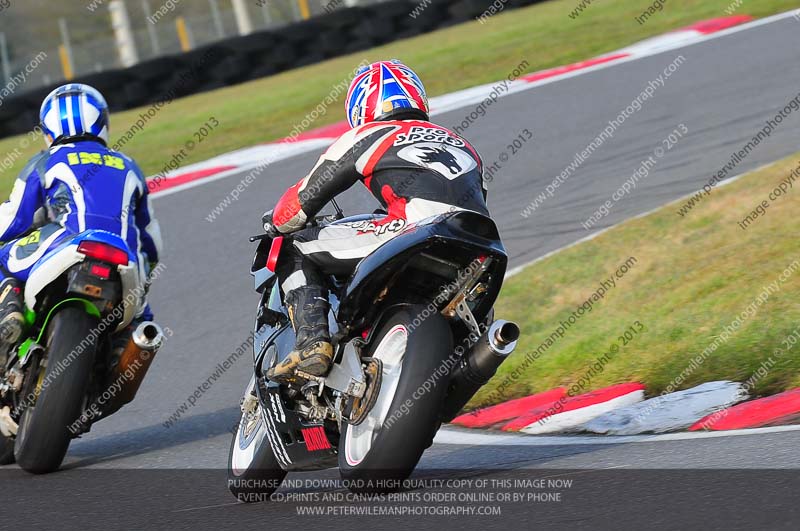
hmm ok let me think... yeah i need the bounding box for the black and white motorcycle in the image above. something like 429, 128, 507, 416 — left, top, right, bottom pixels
228, 209, 518, 499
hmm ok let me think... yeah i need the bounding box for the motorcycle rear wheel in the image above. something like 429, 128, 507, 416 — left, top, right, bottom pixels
338, 305, 453, 492
14, 307, 98, 474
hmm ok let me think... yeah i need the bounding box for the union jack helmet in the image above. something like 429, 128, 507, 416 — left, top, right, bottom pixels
345, 60, 429, 128
39, 83, 109, 147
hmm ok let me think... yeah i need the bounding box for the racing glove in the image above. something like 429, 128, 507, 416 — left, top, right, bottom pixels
261, 210, 281, 237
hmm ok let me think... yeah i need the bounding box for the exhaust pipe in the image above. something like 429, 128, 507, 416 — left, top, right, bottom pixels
441, 320, 519, 422
132, 322, 164, 351
105, 322, 164, 411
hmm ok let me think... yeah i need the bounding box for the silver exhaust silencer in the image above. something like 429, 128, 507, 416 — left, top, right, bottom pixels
441, 320, 519, 421
107, 321, 165, 409
132, 321, 165, 351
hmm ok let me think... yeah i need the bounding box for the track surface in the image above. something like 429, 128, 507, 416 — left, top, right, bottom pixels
3, 14, 800, 529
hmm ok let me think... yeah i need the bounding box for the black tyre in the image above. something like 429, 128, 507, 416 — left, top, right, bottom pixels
0, 435, 14, 465
339, 305, 453, 492
227, 377, 287, 502
14, 307, 98, 474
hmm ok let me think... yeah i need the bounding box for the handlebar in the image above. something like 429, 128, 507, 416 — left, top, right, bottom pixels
252, 200, 346, 242
249, 213, 342, 243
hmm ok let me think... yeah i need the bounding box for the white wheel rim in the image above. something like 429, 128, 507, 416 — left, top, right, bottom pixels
344, 325, 408, 467
231, 377, 268, 476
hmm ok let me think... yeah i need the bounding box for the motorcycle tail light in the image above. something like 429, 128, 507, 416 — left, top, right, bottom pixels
266, 236, 283, 272
78, 241, 129, 266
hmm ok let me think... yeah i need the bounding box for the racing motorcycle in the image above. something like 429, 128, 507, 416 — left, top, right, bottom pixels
0, 229, 164, 473
228, 207, 519, 499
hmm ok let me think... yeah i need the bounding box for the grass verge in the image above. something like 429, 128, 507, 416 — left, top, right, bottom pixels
471, 153, 800, 410
0, 0, 798, 195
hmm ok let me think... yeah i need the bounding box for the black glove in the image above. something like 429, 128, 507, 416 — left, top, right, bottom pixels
261, 210, 281, 237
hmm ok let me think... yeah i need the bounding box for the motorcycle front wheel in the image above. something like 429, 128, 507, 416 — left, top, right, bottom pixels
227, 376, 287, 502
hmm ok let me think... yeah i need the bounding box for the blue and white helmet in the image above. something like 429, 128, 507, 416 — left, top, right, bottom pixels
39, 83, 109, 147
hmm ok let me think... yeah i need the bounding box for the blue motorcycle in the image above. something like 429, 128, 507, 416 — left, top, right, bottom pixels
0, 229, 164, 473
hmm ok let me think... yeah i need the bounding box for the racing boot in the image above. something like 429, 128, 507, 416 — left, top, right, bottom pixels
267, 286, 333, 384
0, 278, 25, 348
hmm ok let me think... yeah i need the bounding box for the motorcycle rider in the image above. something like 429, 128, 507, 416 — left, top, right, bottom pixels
0, 83, 162, 349
263, 60, 489, 384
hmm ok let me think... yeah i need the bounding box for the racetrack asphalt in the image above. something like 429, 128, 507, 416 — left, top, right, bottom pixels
2, 13, 800, 530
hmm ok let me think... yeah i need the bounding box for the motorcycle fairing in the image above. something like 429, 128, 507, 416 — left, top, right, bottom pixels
253, 334, 339, 472
337, 211, 507, 330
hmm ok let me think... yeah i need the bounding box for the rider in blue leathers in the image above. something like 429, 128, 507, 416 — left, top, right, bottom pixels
0, 84, 162, 348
